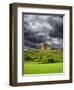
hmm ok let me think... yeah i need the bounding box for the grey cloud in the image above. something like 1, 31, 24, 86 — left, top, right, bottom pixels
23, 14, 63, 49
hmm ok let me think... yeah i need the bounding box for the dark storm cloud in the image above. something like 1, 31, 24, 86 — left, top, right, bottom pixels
23, 14, 63, 49
49, 17, 63, 38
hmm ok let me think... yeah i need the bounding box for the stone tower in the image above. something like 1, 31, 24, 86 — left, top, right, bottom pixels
40, 43, 50, 50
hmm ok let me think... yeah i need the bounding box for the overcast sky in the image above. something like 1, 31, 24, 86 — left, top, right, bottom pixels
23, 14, 63, 49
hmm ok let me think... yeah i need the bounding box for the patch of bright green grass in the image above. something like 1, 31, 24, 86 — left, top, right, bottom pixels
24, 62, 63, 74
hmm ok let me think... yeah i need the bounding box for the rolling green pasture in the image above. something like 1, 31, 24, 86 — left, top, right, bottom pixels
24, 49, 63, 74
24, 62, 63, 74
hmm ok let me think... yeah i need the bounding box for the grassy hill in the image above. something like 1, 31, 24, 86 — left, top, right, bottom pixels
24, 49, 63, 74
24, 49, 63, 63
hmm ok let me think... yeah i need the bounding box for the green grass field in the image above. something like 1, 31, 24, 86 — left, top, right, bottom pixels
24, 62, 63, 74
24, 49, 63, 74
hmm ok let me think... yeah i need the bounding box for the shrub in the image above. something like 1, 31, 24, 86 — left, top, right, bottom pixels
24, 49, 63, 63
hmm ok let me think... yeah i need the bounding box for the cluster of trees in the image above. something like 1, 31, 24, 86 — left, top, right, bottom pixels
24, 49, 63, 64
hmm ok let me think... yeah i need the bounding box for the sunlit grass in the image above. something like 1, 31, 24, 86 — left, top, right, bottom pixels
24, 62, 63, 74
